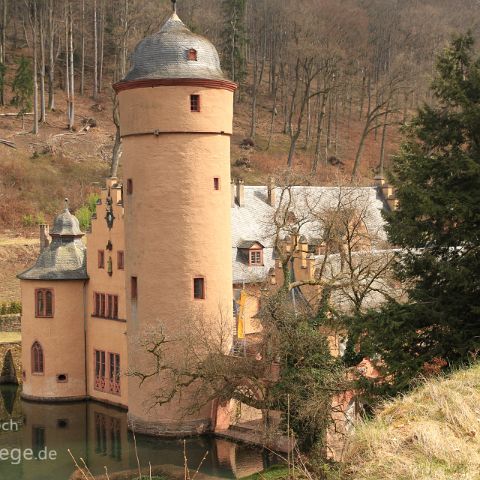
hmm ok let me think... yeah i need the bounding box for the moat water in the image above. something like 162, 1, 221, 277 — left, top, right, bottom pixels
0, 385, 274, 480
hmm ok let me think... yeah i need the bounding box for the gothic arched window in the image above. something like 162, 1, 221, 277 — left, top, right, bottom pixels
35, 289, 54, 317
31, 342, 44, 375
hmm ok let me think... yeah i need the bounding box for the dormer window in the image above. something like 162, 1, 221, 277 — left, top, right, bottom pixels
187, 48, 197, 61
238, 240, 265, 267
249, 250, 263, 266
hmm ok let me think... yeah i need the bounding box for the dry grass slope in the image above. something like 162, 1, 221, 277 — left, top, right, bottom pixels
341, 364, 480, 480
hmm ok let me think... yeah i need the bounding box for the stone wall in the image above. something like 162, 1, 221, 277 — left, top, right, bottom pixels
0, 342, 21, 385
0, 314, 21, 332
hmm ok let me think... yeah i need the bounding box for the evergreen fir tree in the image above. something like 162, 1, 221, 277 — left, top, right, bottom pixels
221, 0, 247, 85
350, 34, 480, 398
11, 56, 33, 128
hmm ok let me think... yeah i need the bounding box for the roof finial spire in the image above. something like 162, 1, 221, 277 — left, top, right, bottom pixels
172, 0, 177, 13
64, 198, 69, 211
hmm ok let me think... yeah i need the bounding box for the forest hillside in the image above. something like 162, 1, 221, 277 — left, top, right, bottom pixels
0, 0, 479, 233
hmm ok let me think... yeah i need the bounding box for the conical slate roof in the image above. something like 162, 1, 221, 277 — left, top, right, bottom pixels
18, 207, 88, 281
123, 12, 225, 82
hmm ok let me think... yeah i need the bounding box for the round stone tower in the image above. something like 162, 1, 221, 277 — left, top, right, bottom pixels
114, 7, 236, 435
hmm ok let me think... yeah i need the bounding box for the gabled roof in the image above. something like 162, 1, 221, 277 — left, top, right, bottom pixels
237, 240, 265, 249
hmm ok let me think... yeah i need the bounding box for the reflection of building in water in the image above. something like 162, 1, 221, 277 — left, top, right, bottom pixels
0, 390, 274, 480
94, 411, 122, 460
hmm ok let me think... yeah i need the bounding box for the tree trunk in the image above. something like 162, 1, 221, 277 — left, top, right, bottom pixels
0, 0, 6, 64
98, 0, 105, 91
110, 93, 122, 177
312, 93, 327, 173
32, 0, 39, 135
64, 3, 70, 125
266, 81, 278, 150
47, 0, 55, 111
68, 2, 74, 130
80, 0, 84, 95
379, 107, 389, 176
93, 0, 98, 99
39, 3, 46, 123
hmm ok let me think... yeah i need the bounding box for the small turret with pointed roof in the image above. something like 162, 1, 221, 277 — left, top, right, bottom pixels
18, 200, 88, 281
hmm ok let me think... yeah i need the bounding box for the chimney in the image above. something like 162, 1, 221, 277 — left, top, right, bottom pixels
39, 224, 50, 252
374, 175, 386, 187
231, 180, 236, 207
236, 179, 245, 207
267, 177, 276, 207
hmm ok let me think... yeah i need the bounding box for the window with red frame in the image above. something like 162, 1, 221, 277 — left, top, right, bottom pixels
35, 289, 53, 317
187, 48, 197, 61
214, 177, 220, 190
117, 251, 124, 270
193, 277, 205, 299
98, 250, 105, 269
31, 342, 44, 374
190, 95, 200, 112
109, 353, 121, 395
94, 292, 118, 319
94, 350, 106, 391
94, 350, 121, 394
249, 249, 263, 266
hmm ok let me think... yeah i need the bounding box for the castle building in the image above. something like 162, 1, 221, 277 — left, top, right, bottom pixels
18, 6, 391, 439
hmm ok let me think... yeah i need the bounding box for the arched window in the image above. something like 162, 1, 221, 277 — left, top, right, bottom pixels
31, 342, 44, 375
35, 289, 54, 317
187, 48, 197, 61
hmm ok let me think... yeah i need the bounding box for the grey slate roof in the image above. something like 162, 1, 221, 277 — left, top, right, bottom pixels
18, 209, 88, 281
231, 186, 386, 284
123, 13, 225, 82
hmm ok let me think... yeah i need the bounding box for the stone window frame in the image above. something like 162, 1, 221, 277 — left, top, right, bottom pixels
108, 352, 121, 396
249, 248, 264, 266
190, 94, 201, 112
193, 276, 206, 300
117, 251, 124, 270
31, 341, 44, 375
35, 288, 54, 318
93, 292, 119, 320
98, 250, 105, 269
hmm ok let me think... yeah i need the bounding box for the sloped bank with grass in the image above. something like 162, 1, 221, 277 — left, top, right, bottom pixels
340, 364, 480, 480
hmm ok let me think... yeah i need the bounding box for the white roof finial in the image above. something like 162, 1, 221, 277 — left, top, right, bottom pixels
64, 198, 69, 211
172, 0, 177, 13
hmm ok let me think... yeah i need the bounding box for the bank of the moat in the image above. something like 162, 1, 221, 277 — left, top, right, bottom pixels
0, 385, 276, 480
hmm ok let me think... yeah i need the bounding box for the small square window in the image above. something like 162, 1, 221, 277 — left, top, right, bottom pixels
98, 250, 105, 269
127, 179, 133, 195
117, 251, 124, 270
214, 177, 220, 190
193, 277, 205, 299
249, 250, 263, 266
187, 48, 197, 61
190, 95, 200, 112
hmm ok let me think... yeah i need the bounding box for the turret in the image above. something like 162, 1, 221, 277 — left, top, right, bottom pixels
18, 201, 88, 400
113, 6, 236, 434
